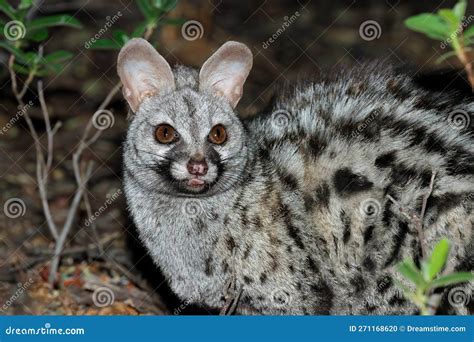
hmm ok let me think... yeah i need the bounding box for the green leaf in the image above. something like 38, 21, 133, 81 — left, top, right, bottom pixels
0, 0, 17, 20
112, 30, 130, 45
405, 14, 450, 40
397, 259, 426, 288
43, 50, 73, 64
12, 62, 31, 75
152, 0, 178, 12
426, 239, 450, 280
453, 0, 467, 21
137, 0, 158, 19
438, 9, 460, 29
429, 272, 474, 289
19, 0, 33, 10
28, 15, 82, 31
160, 17, 186, 26
131, 22, 148, 37
87, 38, 122, 50
464, 25, 474, 39
25, 28, 48, 42
0, 41, 32, 64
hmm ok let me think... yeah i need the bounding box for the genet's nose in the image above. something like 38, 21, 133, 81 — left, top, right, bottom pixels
187, 157, 208, 176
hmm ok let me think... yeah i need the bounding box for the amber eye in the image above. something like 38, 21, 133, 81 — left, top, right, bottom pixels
155, 124, 178, 144
208, 124, 227, 145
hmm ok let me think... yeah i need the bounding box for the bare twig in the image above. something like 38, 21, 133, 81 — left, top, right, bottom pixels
386, 170, 437, 259
49, 162, 94, 284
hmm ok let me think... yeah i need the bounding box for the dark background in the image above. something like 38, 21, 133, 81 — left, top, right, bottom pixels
0, 0, 470, 315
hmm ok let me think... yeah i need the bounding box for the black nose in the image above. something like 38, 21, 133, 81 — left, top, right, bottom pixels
187, 157, 208, 176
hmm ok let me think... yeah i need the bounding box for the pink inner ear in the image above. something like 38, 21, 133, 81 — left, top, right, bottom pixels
117, 38, 175, 113
199, 42, 253, 108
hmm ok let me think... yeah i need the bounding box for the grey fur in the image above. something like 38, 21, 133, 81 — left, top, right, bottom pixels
121, 44, 473, 315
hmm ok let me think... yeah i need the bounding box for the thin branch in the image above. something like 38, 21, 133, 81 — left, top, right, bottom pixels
386, 171, 437, 259
48, 162, 94, 284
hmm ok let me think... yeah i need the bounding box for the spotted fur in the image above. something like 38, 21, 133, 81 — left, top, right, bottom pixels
120, 41, 473, 315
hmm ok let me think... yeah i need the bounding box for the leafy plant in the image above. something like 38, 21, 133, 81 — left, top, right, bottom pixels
88, 0, 184, 50
396, 238, 473, 315
405, 0, 474, 90
0, 0, 81, 77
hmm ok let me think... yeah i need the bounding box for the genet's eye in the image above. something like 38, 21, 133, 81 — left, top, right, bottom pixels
208, 124, 227, 145
155, 124, 179, 144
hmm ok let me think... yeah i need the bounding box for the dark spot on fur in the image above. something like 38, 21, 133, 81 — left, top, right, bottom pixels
280, 172, 299, 191
306, 256, 318, 272
315, 182, 331, 208
346, 82, 367, 97
363, 225, 375, 244
387, 79, 411, 101
243, 244, 251, 260
363, 256, 375, 270
196, 219, 207, 233
365, 303, 377, 313
260, 273, 267, 284
308, 134, 327, 158
341, 210, 351, 244
350, 274, 365, 294
243, 276, 253, 284
388, 296, 406, 306
289, 265, 295, 273
384, 221, 409, 267
375, 151, 397, 168
226, 236, 236, 252
311, 281, 334, 315
222, 261, 229, 274
204, 256, 213, 276
333, 168, 373, 196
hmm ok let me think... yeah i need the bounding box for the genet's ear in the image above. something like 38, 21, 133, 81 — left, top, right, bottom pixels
117, 38, 175, 113
199, 41, 253, 108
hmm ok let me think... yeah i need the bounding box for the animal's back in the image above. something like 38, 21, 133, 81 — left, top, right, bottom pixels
246, 63, 474, 314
